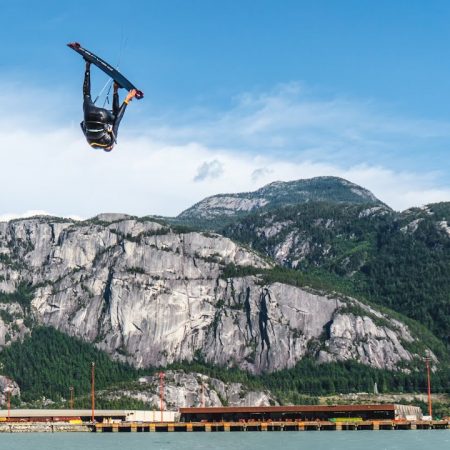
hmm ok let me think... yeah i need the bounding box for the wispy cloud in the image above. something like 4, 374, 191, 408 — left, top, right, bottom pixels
194, 160, 224, 182
141, 82, 450, 171
0, 79, 449, 219
251, 167, 273, 182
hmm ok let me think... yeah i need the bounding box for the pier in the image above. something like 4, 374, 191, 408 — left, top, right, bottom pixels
0, 419, 448, 433
93, 420, 449, 432
0, 405, 448, 432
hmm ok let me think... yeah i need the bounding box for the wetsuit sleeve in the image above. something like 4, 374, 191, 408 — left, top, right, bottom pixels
112, 102, 128, 143
113, 92, 120, 116
83, 66, 91, 99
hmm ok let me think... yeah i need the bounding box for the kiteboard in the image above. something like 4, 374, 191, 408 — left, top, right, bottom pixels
67, 42, 144, 99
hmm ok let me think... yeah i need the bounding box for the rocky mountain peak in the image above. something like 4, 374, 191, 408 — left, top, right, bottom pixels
178, 176, 385, 221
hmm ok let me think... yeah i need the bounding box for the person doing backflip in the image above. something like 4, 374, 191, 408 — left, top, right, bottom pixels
81, 60, 136, 151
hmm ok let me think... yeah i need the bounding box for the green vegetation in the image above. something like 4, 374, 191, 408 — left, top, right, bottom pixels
0, 327, 142, 402
0, 253, 24, 271
127, 267, 146, 275
51, 393, 150, 410
221, 201, 450, 349
0, 283, 34, 312
220, 263, 263, 279
168, 358, 450, 404
1, 326, 448, 408
0, 309, 15, 323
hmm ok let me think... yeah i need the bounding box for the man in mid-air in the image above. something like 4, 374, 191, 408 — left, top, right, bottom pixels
81, 60, 136, 152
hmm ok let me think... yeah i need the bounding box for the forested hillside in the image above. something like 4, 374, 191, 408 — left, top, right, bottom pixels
221, 202, 450, 349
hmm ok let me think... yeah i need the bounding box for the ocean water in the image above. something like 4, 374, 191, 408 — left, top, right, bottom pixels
0, 431, 449, 450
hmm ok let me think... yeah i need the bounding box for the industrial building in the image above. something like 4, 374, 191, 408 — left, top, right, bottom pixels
0, 404, 422, 423
0, 409, 177, 423
179, 404, 423, 422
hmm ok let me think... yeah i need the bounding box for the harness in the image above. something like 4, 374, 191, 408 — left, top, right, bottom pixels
82, 121, 115, 148
84, 121, 112, 134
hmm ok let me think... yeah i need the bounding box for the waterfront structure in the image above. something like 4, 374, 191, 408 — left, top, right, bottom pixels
179, 404, 423, 422
0, 406, 447, 433
0, 409, 177, 423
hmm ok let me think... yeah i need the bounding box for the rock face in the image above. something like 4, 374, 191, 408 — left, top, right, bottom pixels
0, 216, 427, 373
178, 177, 384, 220
110, 370, 276, 409
0, 376, 20, 406
222, 203, 394, 270
221, 201, 450, 349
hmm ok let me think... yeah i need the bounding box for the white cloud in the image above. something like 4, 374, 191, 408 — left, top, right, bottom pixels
194, 160, 224, 182
141, 83, 450, 169
0, 79, 449, 219
251, 167, 273, 182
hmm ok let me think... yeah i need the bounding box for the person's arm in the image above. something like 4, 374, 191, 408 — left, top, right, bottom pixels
113, 82, 120, 115
83, 60, 91, 99
112, 89, 137, 142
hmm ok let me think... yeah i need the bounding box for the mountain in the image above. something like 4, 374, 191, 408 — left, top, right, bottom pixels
221, 202, 450, 348
1, 213, 446, 405
0, 214, 424, 371
172, 177, 449, 350
0, 179, 449, 406
176, 177, 385, 228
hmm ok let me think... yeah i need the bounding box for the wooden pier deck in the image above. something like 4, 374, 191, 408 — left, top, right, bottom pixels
95, 420, 450, 432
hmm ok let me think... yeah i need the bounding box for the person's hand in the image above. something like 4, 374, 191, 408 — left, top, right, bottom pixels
125, 89, 137, 103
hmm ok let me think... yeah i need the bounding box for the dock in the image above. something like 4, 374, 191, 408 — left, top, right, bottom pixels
0, 405, 448, 432
94, 420, 449, 432
0, 419, 448, 432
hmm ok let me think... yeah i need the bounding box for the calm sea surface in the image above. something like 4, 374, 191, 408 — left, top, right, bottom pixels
0, 431, 449, 450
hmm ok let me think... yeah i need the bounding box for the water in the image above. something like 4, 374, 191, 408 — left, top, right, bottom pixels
0, 431, 449, 450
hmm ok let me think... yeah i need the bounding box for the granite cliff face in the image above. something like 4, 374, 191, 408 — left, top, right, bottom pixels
220, 201, 450, 348
108, 370, 276, 409
0, 215, 429, 374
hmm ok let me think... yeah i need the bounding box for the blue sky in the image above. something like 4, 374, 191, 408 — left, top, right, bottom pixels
1, 0, 450, 218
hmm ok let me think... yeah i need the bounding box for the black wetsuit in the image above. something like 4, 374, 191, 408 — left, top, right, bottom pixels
81, 66, 128, 151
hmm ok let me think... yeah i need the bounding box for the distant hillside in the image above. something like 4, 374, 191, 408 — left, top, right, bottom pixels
176, 177, 385, 229
221, 201, 450, 349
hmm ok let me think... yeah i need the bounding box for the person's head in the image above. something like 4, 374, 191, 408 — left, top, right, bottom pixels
89, 143, 114, 152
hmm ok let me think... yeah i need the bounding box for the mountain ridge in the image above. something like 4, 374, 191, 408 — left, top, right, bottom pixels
177, 176, 386, 224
